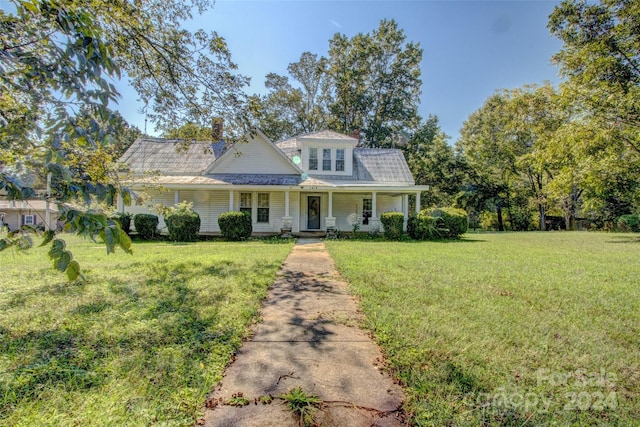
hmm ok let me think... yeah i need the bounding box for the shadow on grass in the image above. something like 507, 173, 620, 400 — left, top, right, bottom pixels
605, 235, 640, 243
0, 258, 276, 420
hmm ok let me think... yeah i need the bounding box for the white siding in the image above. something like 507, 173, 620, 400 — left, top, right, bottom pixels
126, 189, 174, 232
208, 135, 298, 174
331, 193, 402, 231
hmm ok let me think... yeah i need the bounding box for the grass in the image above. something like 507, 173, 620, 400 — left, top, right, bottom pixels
0, 234, 293, 426
280, 386, 322, 427
325, 232, 640, 426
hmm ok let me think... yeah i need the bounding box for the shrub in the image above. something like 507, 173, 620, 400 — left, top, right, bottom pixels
218, 211, 252, 240
380, 212, 405, 240
617, 214, 640, 232
111, 212, 132, 234
407, 213, 438, 240
426, 207, 469, 238
165, 201, 201, 241
133, 213, 159, 240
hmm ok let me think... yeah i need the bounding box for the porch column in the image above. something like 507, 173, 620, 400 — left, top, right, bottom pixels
325, 191, 336, 230
281, 190, 293, 235
228, 190, 234, 211
117, 192, 124, 213
369, 191, 380, 233
174, 190, 180, 205
415, 191, 421, 213
403, 194, 409, 231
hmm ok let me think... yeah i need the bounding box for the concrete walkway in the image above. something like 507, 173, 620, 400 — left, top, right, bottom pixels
202, 239, 405, 426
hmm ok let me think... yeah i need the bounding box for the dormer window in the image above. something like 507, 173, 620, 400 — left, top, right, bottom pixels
336, 149, 345, 172
309, 148, 318, 170
322, 149, 331, 171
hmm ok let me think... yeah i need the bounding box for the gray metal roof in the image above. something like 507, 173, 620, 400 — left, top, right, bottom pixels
121, 134, 415, 186
120, 137, 227, 175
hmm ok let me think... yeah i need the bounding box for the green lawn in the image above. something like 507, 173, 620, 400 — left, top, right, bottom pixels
0, 235, 293, 426
326, 232, 640, 426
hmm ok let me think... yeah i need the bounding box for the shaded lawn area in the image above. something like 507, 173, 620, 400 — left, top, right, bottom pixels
0, 235, 293, 426
326, 232, 640, 426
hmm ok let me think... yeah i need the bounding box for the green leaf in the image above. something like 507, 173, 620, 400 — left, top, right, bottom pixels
66, 260, 81, 281
0, 239, 9, 252
48, 239, 66, 259
55, 250, 72, 272
117, 228, 133, 255
40, 230, 56, 247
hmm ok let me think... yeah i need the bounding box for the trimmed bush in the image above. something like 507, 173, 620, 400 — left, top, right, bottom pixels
427, 207, 469, 238
218, 211, 252, 240
407, 213, 437, 240
111, 212, 132, 234
381, 212, 405, 240
617, 214, 640, 232
165, 202, 201, 241
133, 213, 159, 240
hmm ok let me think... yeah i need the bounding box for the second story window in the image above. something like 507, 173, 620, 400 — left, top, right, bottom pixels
322, 148, 331, 171
336, 149, 345, 171
309, 148, 318, 170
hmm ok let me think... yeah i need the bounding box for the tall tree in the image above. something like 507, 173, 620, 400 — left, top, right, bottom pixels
250, 52, 330, 141
327, 19, 423, 147
402, 116, 465, 207
549, 0, 640, 155
0, 0, 248, 278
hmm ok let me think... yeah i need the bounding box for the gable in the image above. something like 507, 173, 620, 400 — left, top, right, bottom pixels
206, 131, 301, 175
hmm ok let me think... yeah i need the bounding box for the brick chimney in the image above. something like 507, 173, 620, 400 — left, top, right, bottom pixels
349, 129, 361, 146
211, 117, 223, 141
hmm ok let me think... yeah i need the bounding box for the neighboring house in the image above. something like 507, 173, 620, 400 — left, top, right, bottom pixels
0, 200, 59, 231
118, 130, 429, 235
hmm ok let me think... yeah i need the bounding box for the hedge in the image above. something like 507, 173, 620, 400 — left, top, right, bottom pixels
380, 212, 405, 240
133, 213, 158, 240
165, 202, 201, 242
407, 213, 437, 240
426, 207, 469, 238
111, 212, 132, 234
218, 211, 252, 240
617, 214, 640, 232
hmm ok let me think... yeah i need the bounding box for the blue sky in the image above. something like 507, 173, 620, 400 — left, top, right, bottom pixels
115, 0, 564, 142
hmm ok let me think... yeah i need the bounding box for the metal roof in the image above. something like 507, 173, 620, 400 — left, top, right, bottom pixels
120, 137, 227, 175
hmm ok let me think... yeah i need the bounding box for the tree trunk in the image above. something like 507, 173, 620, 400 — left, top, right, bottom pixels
538, 204, 546, 231
497, 206, 504, 231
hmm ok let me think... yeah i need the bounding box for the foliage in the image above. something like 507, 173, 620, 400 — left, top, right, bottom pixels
380, 212, 405, 240
407, 213, 437, 240
111, 212, 132, 234
133, 214, 159, 240
326, 232, 640, 426
403, 116, 465, 207
251, 19, 422, 146
426, 207, 469, 238
617, 214, 640, 232
250, 52, 331, 141
280, 387, 321, 427
0, 0, 248, 278
164, 201, 201, 242
218, 211, 252, 241
0, 235, 293, 425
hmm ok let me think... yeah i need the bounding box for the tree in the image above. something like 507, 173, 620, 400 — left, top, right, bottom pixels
250, 52, 331, 141
548, 0, 640, 225
402, 116, 465, 207
327, 19, 423, 147
549, 0, 639, 155
0, 0, 248, 279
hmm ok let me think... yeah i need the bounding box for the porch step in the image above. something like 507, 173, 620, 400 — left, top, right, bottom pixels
294, 231, 327, 238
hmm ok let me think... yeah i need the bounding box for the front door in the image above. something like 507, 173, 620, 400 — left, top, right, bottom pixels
307, 196, 321, 229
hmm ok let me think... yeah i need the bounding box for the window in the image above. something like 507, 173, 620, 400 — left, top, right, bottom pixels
22, 214, 36, 226
257, 193, 269, 223
309, 148, 318, 170
322, 149, 331, 171
336, 149, 345, 171
240, 192, 252, 216
362, 199, 372, 225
